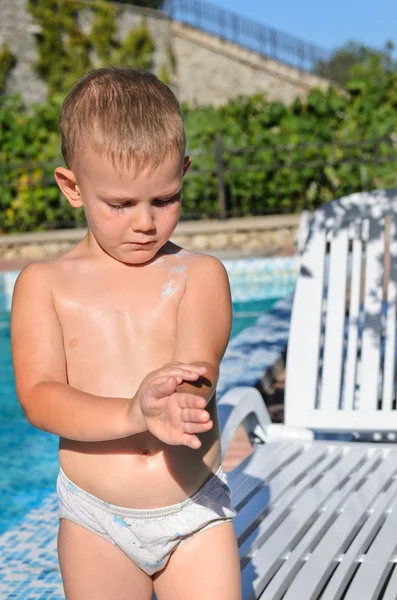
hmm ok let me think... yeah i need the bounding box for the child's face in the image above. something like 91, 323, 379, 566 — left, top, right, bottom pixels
56, 147, 191, 265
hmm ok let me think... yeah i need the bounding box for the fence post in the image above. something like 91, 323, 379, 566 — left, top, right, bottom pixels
215, 135, 227, 219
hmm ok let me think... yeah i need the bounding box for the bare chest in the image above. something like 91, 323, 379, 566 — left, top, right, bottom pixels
53, 272, 185, 395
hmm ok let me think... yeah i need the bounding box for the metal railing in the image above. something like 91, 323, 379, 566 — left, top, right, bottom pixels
162, 0, 330, 72
184, 136, 397, 219
1, 137, 396, 231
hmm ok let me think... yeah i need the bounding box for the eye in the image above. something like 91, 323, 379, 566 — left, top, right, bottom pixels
108, 203, 127, 212
153, 196, 179, 208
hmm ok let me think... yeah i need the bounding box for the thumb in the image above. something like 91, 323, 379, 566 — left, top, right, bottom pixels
151, 377, 178, 399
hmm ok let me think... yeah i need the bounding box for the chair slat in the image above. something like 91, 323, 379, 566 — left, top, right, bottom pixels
259, 450, 384, 600
343, 490, 397, 600
285, 228, 327, 422
239, 448, 368, 568
231, 442, 304, 508
382, 217, 397, 411
227, 441, 289, 488
317, 483, 397, 600
381, 559, 397, 600
241, 446, 381, 600
359, 218, 385, 411
281, 406, 397, 432
320, 227, 349, 410
236, 446, 340, 552
280, 451, 397, 600
343, 225, 363, 410
323, 481, 397, 600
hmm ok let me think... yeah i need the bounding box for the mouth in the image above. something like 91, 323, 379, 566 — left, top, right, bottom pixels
128, 241, 155, 246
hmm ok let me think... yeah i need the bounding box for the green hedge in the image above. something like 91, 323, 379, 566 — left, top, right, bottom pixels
1, 63, 397, 231
0, 96, 76, 231
180, 62, 397, 217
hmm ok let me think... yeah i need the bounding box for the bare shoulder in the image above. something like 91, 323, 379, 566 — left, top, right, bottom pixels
169, 249, 231, 309
13, 260, 57, 297
12, 254, 78, 309
14, 242, 88, 290
183, 251, 230, 289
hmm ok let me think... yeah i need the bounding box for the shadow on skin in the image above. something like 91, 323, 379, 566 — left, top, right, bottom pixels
106, 240, 187, 269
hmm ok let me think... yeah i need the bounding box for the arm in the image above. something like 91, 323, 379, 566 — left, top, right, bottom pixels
138, 255, 232, 450
171, 255, 232, 405
11, 263, 145, 442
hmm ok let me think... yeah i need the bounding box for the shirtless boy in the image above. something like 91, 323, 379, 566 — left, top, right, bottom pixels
10, 67, 241, 599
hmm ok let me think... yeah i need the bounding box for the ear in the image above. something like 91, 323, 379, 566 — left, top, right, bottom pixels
54, 167, 83, 208
182, 156, 192, 177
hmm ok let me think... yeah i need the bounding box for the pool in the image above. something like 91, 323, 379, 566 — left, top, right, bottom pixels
0, 257, 298, 534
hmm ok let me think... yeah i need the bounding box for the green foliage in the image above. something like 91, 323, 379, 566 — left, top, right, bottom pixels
27, 0, 90, 97
167, 40, 177, 73
2, 43, 397, 230
159, 64, 171, 85
0, 44, 16, 95
0, 95, 84, 232
157, 40, 177, 88
181, 67, 397, 216
88, 2, 119, 64
314, 41, 397, 86
116, 18, 154, 69
27, 0, 156, 96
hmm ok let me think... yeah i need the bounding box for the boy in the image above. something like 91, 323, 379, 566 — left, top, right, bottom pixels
11, 67, 241, 600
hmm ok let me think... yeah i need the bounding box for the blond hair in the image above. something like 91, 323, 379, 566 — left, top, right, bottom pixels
60, 67, 186, 172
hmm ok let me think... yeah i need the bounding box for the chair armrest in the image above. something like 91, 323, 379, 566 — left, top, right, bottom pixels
218, 386, 272, 459
218, 386, 314, 459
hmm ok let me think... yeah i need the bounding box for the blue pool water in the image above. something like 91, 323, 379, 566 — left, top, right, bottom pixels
0, 258, 298, 534
231, 298, 281, 337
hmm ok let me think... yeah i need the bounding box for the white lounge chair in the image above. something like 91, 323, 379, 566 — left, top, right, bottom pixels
219, 189, 397, 599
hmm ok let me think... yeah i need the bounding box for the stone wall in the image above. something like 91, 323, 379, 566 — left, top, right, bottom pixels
0, 0, 329, 107
171, 22, 328, 107
0, 0, 47, 104
0, 2, 172, 105
0, 215, 300, 262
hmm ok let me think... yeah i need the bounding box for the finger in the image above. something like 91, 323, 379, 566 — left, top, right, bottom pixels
180, 433, 202, 449
152, 371, 196, 386
151, 369, 201, 384
170, 363, 207, 374
174, 393, 207, 409
163, 368, 205, 381
181, 408, 211, 423
184, 420, 213, 434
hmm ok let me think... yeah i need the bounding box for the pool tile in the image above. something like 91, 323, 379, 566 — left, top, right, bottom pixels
0, 493, 63, 598
0, 565, 64, 599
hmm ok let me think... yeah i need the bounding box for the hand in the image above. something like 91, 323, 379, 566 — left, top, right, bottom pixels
136, 363, 213, 449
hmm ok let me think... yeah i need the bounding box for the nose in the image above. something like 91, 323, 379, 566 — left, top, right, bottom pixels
131, 205, 155, 233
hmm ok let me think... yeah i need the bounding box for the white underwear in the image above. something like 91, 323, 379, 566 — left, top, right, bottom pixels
57, 465, 236, 576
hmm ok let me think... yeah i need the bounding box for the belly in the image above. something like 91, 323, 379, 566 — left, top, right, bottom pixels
58, 398, 222, 508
